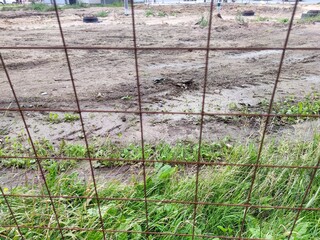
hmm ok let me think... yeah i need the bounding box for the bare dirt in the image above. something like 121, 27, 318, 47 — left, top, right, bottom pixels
0, 3, 320, 146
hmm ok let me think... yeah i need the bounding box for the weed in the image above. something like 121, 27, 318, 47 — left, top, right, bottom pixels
228, 102, 238, 111
48, 112, 61, 124
0, 4, 24, 11
197, 15, 209, 28
121, 95, 132, 100
158, 11, 167, 17
107, 1, 123, 7
235, 12, 248, 26
273, 93, 320, 123
63, 113, 80, 122
47, 113, 79, 123
95, 10, 108, 17
277, 18, 289, 24
25, 3, 56, 12
145, 9, 154, 17
255, 16, 269, 22
228, 93, 320, 124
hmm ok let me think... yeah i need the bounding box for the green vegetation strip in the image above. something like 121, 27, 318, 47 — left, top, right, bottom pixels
231, 93, 320, 124
0, 2, 123, 12
1, 135, 320, 239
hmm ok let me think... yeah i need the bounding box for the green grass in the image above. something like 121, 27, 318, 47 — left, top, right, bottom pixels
272, 93, 320, 123
47, 112, 80, 124
0, 4, 24, 11
157, 11, 167, 17
0, 2, 122, 12
277, 18, 289, 24
106, 1, 123, 7
1, 133, 320, 169
145, 9, 154, 17
1, 134, 320, 239
95, 10, 108, 17
196, 15, 209, 28
229, 93, 320, 124
26, 3, 56, 12
255, 16, 269, 22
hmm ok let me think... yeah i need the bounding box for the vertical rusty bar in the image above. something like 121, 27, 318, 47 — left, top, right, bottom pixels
130, 0, 150, 234
0, 186, 25, 239
191, 0, 215, 239
51, 1, 107, 239
0, 54, 65, 239
239, 0, 299, 237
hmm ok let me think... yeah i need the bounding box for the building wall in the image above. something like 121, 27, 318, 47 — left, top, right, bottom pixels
42, 0, 69, 4
82, 0, 101, 4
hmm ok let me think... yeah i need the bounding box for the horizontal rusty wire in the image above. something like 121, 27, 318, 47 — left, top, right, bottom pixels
3, 193, 320, 212
1, 155, 320, 169
1, 0, 320, 238
0, 46, 320, 51
0, 225, 267, 240
1, 107, 320, 119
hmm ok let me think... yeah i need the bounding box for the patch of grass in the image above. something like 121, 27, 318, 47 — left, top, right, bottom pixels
255, 16, 269, 22
47, 112, 80, 124
1, 134, 320, 239
0, 4, 24, 11
277, 18, 289, 24
121, 95, 132, 100
157, 11, 167, 17
229, 93, 320, 125
107, 1, 123, 7
273, 93, 320, 123
63, 113, 80, 122
196, 15, 209, 28
1, 133, 320, 170
48, 112, 61, 124
145, 9, 154, 17
228, 102, 238, 111
95, 10, 108, 17
0, 2, 91, 12
25, 3, 56, 12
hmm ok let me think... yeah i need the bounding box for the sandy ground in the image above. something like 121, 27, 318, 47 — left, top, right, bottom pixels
0, 3, 320, 146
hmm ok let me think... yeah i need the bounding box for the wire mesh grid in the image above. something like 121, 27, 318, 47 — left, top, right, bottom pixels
0, 0, 319, 239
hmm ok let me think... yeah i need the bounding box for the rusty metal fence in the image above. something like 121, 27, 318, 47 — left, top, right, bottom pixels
0, 0, 320, 239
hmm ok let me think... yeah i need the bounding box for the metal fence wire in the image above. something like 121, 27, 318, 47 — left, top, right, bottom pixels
0, 0, 320, 239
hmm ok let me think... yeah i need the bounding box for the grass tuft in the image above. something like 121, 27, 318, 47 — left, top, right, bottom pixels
95, 10, 108, 17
